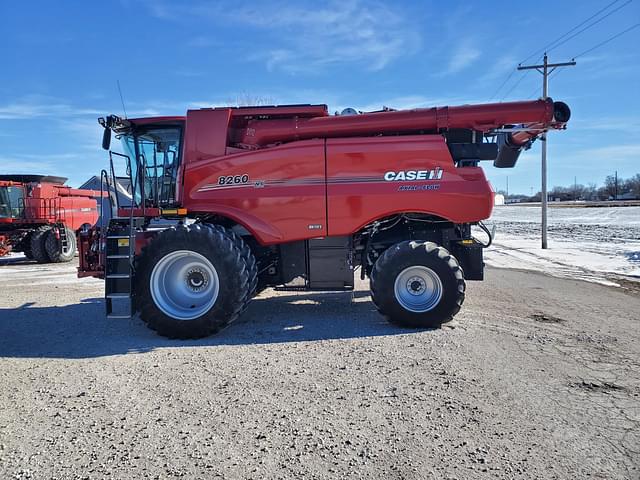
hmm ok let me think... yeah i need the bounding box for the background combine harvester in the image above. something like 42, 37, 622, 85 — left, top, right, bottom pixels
0, 175, 100, 262
79, 97, 570, 339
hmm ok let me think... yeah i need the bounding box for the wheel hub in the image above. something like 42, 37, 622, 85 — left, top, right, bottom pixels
150, 250, 219, 321
407, 276, 426, 295
394, 266, 443, 313
185, 268, 208, 291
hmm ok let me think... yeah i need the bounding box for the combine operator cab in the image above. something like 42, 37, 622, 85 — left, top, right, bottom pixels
100, 115, 183, 210
0, 184, 25, 220
82, 116, 186, 318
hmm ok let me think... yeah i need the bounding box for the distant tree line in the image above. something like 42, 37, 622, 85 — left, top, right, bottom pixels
498, 173, 640, 202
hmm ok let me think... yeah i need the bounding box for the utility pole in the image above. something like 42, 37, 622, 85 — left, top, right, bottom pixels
574, 176, 577, 201
506, 176, 509, 203
518, 53, 576, 249
615, 170, 618, 200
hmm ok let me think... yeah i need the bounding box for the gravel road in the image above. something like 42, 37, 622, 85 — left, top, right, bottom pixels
0, 256, 638, 479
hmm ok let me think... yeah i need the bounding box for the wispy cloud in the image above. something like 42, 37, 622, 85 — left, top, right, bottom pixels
442, 42, 481, 75
478, 54, 518, 83
0, 95, 102, 120
0, 95, 164, 121
0, 153, 82, 175
147, 0, 421, 73
570, 117, 640, 135
572, 144, 640, 160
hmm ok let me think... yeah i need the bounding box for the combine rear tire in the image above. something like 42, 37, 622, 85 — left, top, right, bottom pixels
370, 241, 465, 329
135, 223, 254, 339
30, 226, 52, 263
45, 226, 77, 263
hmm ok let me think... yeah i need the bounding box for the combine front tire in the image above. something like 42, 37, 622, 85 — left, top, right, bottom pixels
30, 226, 52, 263
370, 241, 465, 329
45, 226, 77, 263
135, 224, 254, 339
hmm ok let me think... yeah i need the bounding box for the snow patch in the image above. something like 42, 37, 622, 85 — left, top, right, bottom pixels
482, 206, 640, 286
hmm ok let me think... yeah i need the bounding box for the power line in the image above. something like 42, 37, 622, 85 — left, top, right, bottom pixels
499, 71, 529, 101
488, 69, 516, 101
546, 0, 633, 54
519, 0, 623, 64
492, 0, 625, 102
573, 22, 640, 58
525, 22, 640, 98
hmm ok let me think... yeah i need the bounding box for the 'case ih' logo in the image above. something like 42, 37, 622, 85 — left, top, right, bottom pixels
384, 168, 443, 181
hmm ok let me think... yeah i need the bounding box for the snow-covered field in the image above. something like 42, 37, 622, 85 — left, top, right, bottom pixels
482, 205, 640, 286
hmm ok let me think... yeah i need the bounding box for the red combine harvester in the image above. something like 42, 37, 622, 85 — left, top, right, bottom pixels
0, 175, 100, 262
79, 98, 570, 338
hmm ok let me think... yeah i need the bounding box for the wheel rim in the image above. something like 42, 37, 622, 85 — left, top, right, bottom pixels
62, 232, 75, 256
150, 250, 219, 320
393, 266, 443, 313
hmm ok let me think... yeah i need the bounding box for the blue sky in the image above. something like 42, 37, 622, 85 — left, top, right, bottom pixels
1, 0, 638, 194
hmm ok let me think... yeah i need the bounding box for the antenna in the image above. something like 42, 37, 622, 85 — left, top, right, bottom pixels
117, 80, 128, 119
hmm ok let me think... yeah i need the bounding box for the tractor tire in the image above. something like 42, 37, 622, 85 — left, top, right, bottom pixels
218, 225, 258, 313
370, 241, 465, 329
135, 223, 253, 339
30, 226, 52, 263
17, 232, 33, 259
44, 226, 77, 263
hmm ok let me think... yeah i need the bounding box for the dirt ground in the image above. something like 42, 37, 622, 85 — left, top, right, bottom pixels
0, 256, 638, 479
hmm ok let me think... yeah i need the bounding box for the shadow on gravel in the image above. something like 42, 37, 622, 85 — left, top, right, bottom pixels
0, 292, 421, 359
0, 254, 36, 266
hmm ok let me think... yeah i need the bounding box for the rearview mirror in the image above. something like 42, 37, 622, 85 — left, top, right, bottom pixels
102, 127, 111, 150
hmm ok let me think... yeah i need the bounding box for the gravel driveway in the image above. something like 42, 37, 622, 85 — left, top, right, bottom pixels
0, 256, 638, 479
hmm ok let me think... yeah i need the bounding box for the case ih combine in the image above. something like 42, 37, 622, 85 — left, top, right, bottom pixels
0, 175, 100, 262
78, 98, 570, 339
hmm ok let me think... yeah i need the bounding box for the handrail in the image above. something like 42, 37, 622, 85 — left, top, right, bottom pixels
99, 169, 109, 236
108, 151, 132, 211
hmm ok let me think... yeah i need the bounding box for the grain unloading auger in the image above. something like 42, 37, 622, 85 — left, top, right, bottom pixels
79, 97, 570, 339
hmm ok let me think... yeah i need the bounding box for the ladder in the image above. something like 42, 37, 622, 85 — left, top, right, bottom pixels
104, 217, 144, 319
56, 223, 69, 253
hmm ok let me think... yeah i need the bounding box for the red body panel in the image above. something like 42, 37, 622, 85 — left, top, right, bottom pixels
0, 181, 100, 228
181, 134, 493, 245
326, 136, 493, 236
183, 139, 327, 244
17, 183, 100, 229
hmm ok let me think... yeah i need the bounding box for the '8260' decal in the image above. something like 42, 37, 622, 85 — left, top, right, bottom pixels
218, 174, 249, 185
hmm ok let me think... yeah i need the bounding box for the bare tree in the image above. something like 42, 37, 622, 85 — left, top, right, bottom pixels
226, 92, 275, 107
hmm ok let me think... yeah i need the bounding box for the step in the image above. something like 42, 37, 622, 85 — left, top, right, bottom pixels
106, 293, 130, 299
107, 235, 134, 239
106, 254, 130, 259
106, 274, 130, 279
107, 314, 131, 319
